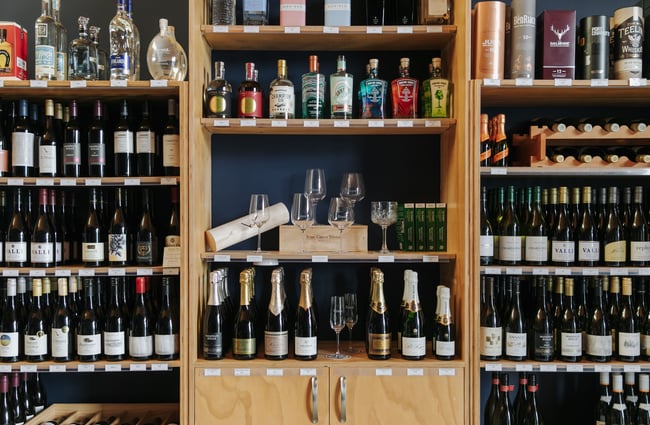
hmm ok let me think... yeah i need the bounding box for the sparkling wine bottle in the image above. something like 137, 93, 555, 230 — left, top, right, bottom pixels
203, 270, 226, 360
367, 268, 391, 360
233, 269, 257, 360
264, 268, 288, 360
294, 268, 317, 360
400, 270, 425, 360
434, 285, 455, 360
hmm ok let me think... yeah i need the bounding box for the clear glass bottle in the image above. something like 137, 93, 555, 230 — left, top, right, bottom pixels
146, 19, 187, 81
390, 57, 419, 118
359, 58, 388, 119
109, 0, 134, 80
125, 0, 140, 80
301, 55, 325, 119
52, 0, 67, 81
68, 16, 96, 80
88, 26, 108, 80
243, 0, 269, 25
212, 0, 236, 25
205, 61, 232, 118
34, 0, 57, 80
269, 59, 295, 119
330, 55, 353, 119
422, 57, 450, 118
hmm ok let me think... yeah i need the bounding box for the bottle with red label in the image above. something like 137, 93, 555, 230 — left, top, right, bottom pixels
238, 62, 263, 119
390, 57, 419, 118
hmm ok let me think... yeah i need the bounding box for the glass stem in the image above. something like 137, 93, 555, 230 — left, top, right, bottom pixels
348, 328, 353, 350
339, 229, 344, 253
256, 228, 262, 252
301, 229, 306, 253
311, 201, 318, 224
381, 225, 388, 252
336, 331, 340, 355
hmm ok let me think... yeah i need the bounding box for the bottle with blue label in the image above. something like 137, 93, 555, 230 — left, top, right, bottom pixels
359, 58, 387, 119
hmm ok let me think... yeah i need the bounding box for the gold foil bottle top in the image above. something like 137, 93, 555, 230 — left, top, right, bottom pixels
69, 276, 78, 293
277, 59, 287, 77
571, 187, 580, 205
621, 277, 632, 296
239, 269, 252, 306
582, 186, 592, 203
369, 58, 379, 70
553, 277, 564, 294
298, 268, 313, 309
308, 55, 319, 73
564, 278, 574, 297
32, 278, 43, 297
269, 267, 285, 316
431, 57, 441, 69
57, 278, 68, 297
370, 268, 387, 314
496, 113, 506, 124
42, 277, 51, 294
45, 99, 54, 117
558, 186, 569, 204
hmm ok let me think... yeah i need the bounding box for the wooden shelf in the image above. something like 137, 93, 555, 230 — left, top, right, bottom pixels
201, 118, 455, 135
480, 265, 650, 276
202, 250, 455, 263
481, 359, 650, 373
0, 359, 181, 372
0, 80, 184, 101
0, 176, 179, 187
0, 266, 180, 277
201, 25, 456, 51
480, 166, 650, 177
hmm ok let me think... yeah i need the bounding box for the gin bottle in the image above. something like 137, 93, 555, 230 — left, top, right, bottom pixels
390, 57, 419, 118
69, 16, 96, 81
125, 0, 140, 80
52, 0, 67, 81
422, 57, 450, 118
269, 59, 295, 119
205, 61, 232, 118
324, 0, 351, 26
34, 0, 57, 80
212, 0, 236, 25
359, 59, 387, 119
243, 0, 269, 25
146, 19, 188, 81
89, 26, 108, 80
238, 62, 263, 118
330, 55, 353, 119
301, 55, 325, 119
109, 0, 134, 80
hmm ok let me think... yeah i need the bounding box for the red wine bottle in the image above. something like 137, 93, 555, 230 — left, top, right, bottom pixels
29, 104, 42, 177
19, 373, 33, 422
6, 189, 29, 268
0, 374, 14, 425
62, 100, 81, 177
233, 269, 257, 360
513, 372, 529, 425
9, 373, 24, 425
0, 279, 21, 363
24, 279, 48, 362
136, 189, 158, 265
39, 99, 58, 177
484, 373, 500, 425
523, 374, 545, 425
82, 188, 106, 267
129, 277, 153, 360
30, 188, 54, 268
264, 268, 288, 360
104, 277, 126, 361
163, 99, 180, 176
135, 101, 156, 177
50, 278, 73, 362
87, 100, 106, 178
29, 373, 45, 414
155, 277, 179, 360
530, 277, 554, 361
114, 100, 134, 177
11, 99, 35, 178
0, 191, 7, 266
76, 278, 102, 362
108, 187, 130, 266
0, 103, 8, 177
491, 373, 514, 425
48, 190, 62, 266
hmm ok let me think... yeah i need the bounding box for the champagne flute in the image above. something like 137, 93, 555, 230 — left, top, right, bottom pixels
326, 295, 350, 359
340, 172, 365, 210
249, 193, 270, 252
304, 168, 326, 224
328, 197, 354, 254
371, 201, 398, 254
291, 192, 315, 253
344, 292, 360, 353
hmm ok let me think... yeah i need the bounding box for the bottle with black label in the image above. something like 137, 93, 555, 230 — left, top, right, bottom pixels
203, 270, 226, 360
62, 100, 81, 177
264, 268, 288, 360
367, 268, 391, 360
434, 285, 455, 360
294, 268, 317, 360
87, 100, 106, 177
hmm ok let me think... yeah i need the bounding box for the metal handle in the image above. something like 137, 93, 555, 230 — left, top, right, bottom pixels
310, 376, 318, 424
340, 376, 347, 423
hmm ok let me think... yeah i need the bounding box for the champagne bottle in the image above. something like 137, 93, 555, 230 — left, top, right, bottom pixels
638, 374, 650, 425
587, 277, 612, 362
608, 374, 630, 425
530, 277, 553, 361
618, 278, 640, 362
596, 371, 612, 425
163, 98, 181, 176
135, 101, 156, 177
136, 188, 158, 266
551, 186, 575, 266
513, 372, 529, 425
480, 186, 495, 265
0, 279, 20, 363
625, 371, 639, 423
87, 100, 106, 178
233, 269, 257, 360
577, 186, 600, 267
484, 373, 501, 425
203, 270, 226, 360
82, 188, 105, 266
108, 187, 130, 266
499, 186, 523, 265
24, 279, 48, 362
30, 188, 54, 268
264, 268, 288, 360
504, 278, 526, 361
400, 270, 425, 360
367, 268, 391, 360
480, 276, 502, 360
0, 375, 14, 425
114, 100, 134, 177
604, 186, 626, 266
5, 189, 29, 268
129, 276, 153, 360
630, 186, 650, 266
491, 373, 514, 425
523, 373, 544, 425
155, 277, 179, 360
294, 268, 317, 360
50, 278, 73, 362
434, 285, 455, 360
9, 373, 24, 425
559, 278, 582, 362
62, 100, 81, 177
77, 278, 102, 362
525, 186, 548, 265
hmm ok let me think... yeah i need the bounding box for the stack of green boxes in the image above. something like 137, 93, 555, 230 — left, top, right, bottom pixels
396, 202, 447, 251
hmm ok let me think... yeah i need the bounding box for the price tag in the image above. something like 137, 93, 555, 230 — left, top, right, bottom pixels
2, 270, 18, 277
212, 25, 229, 33
151, 363, 169, 371
515, 364, 533, 372
303, 120, 319, 127
266, 368, 283, 376
213, 254, 231, 262
105, 364, 122, 372
29, 269, 46, 277
59, 178, 77, 186
300, 368, 317, 376
629, 78, 648, 87
378, 255, 395, 263
483, 79, 501, 86
311, 255, 328, 263
616, 268, 629, 276
425, 120, 442, 128
36, 178, 54, 186
129, 363, 147, 371
246, 255, 263, 263
7, 178, 24, 186
554, 78, 573, 86
594, 365, 612, 373
439, 368, 456, 376
55, 269, 71, 277
514, 78, 533, 86
366, 26, 382, 34
422, 256, 440, 263
239, 119, 257, 127
624, 365, 641, 373
506, 268, 522, 275
243, 26, 260, 33
234, 368, 250, 377
163, 268, 180, 276
213, 119, 230, 127
485, 363, 502, 371
582, 268, 599, 276
638, 268, 650, 276
333, 120, 350, 128
204, 368, 221, 376
484, 267, 502, 275
271, 120, 287, 127
368, 120, 384, 128
397, 26, 413, 34
30, 80, 47, 88
284, 26, 300, 33
78, 364, 95, 372
85, 178, 101, 186
566, 364, 583, 372
160, 177, 177, 185
150, 80, 168, 87
539, 364, 557, 372
426, 25, 443, 33
590, 79, 608, 87
110, 80, 128, 87
124, 178, 141, 186
407, 368, 424, 376
20, 365, 37, 373
108, 268, 126, 276
323, 26, 339, 34
490, 167, 507, 175
532, 268, 549, 275
397, 120, 413, 127
0, 366, 11, 373
554, 268, 571, 276
79, 269, 95, 277
375, 368, 392, 376
136, 268, 153, 276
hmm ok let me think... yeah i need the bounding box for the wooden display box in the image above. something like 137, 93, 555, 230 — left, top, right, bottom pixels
26, 403, 178, 425
279, 224, 368, 252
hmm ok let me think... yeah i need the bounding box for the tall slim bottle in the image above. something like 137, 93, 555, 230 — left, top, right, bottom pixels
400, 270, 425, 360
559, 278, 582, 362
604, 186, 626, 266
136, 189, 157, 265
525, 186, 548, 265
203, 270, 225, 360
618, 277, 640, 362
480, 186, 495, 265
135, 101, 156, 177
34, 0, 57, 80
114, 100, 134, 176
50, 278, 72, 362
294, 268, 317, 360
39, 99, 57, 177
529, 277, 553, 361
82, 188, 105, 266
639, 374, 650, 425
108, 187, 130, 266
367, 268, 391, 360
587, 278, 612, 362
9, 373, 24, 425
480, 276, 502, 360
434, 285, 455, 360
233, 269, 257, 360
163, 99, 180, 176
499, 186, 522, 265
523, 374, 545, 425
77, 278, 102, 362
551, 187, 575, 266
155, 277, 179, 360
104, 277, 126, 361
491, 373, 514, 424
577, 186, 600, 266
109, 0, 135, 80
265, 268, 288, 360
484, 373, 501, 425
330, 55, 353, 119
629, 186, 650, 266
24, 279, 48, 362
30, 189, 54, 269
0, 279, 21, 363
129, 277, 153, 360
11, 100, 35, 178
504, 279, 526, 361
87, 100, 106, 177
52, 0, 67, 81
491, 114, 509, 167
301, 55, 325, 119
608, 374, 631, 425
509, 0, 536, 79
62, 99, 81, 177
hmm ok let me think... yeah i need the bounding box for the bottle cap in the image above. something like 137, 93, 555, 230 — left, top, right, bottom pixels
640, 374, 650, 392
135, 277, 147, 294
600, 371, 610, 385
625, 371, 635, 385
612, 374, 623, 392
369, 58, 379, 69
432, 57, 441, 68
6, 279, 16, 297
0, 375, 8, 393
10, 373, 19, 388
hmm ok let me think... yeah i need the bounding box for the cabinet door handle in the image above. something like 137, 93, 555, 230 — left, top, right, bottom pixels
340, 376, 347, 423
310, 376, 318, 424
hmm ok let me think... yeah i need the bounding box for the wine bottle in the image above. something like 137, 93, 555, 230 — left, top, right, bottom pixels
5, 189, 28, 268
625, 372, 640, 424
108, 187, 130, 266
0, 191, 7, 266
233, 269, 257, 360
550, 187, 575, 266
609, 374, 631, 425
135, 101, 156, 177
136, 189, 158, 266
9, 373, 24, 425
294, 268, 317, 360
504, 278, 526, 361
523, 373, 545, 425
621, 187, 633, 235
618, 278, 640, 362
11, 99, 34, 178
129, 277, 153, 360
41, 278, 54, 324
165, 187, 180, 248
604, 186, 626, 266
46, 190, 62, 266
0, 375, 14, 425
82, 188, 105, 266
484, 373, 501, 425
163, 99, 180, 176
530, 277, 553, 361
0, 279, 21, 363
0, 103, 8, 177
400, 270, 425, 360
531, 117, 567, 132
638, 374, 650, 425
598, 117, 621, 133
24, 279, 48, 362
491, 373, 514, 425
513, 372, 529, 425
76, 278, 102, 362
491, 114, 509, 167
19, 373, 33, 422
264, 268, 288, 360
84, 99, 106, 177
39, 99, 57, 177
366, 268, 391, 360
30, 188, 54, 268
50, 278, 72, 362
596, 371, 612, 425
577, 186, 600, 267
480, 114, 492, 166
609, 276, 622, 358
30, 373, 45, 414
629, 186, 650, 266
65, 191, 80, 264
499, 186, 523, 265
203, 270, 226, 360
114, 100, 134, 177
480, 186, 495, 265
62, 100, 81, 177
559, 278, 582, 362
155, 277, 179, 360
525, 186, 548, 265
480, 276, 502, 360
103, 277, 126, 361
587, 278, 612, 362
434, 285, 455, 360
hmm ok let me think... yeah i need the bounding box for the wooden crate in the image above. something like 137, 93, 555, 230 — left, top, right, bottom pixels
26, 403, 178, 425
279, 224, 368, 252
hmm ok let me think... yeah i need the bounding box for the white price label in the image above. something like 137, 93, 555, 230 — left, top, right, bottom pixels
554, 78, 573, 86
422, 256, 440, 263
311, 255, 328, 263
204, 368, 221, 376
124, 178, 141, 186
105, 364, 122, 372
368, 120, 384, 128
566, 364, 583, 372
397, 26, 413, 33
484, 267, 502, 275
300, 368, 317, 376
234, 368, 251, 377
514, 78, 533, 86
303, 120, 319, 128
212, 25, 229, 33
150, 80, 168, 87
625, 365, 641, 373
49, 365, 66, 372
85, 178, 102, 186
79, 269, 95, 277
30, 80, 47, 88
554, 268, 571, 275
333, 120, 350, 128
271, 120, 287, 127
490, 167, 507, 175
616, 268, 629, 276
439, 368, 456, 376
108, 268, 126, 276
594, 365, 612, 373
7, 178, 24, 186
213, 120, 230, 127
482, 79, 500, 86
532, 268, 549, 275
0, 366, 11, 373
20, 365, 37, 373
629, 78, 648, 87
129, 363, 147, 371
515, 364, 533, 372
239, 119, 257, 127
378, 255, 395, 263
136, 268, 153, 276
110, 80, 128, 87
638, 268, 650, 276
506, 268, 522, 275
366, 26, 382, 34
35, 178, 54, 186
323, 26, 339, 33
29, 270, 46, 277
59, 178, 77, 186
426, 25, 443, 33
407, 368, 424, 376
485, 363, 502, 371
583, 268, 599, 276
213, 254, 231, 262
160, 177, 177, 185
2, 270, 18, 277
246, 255, 263, 263
539, 364, 557, 372
284, 26, 300, 33
55, 269, 71, 277
266, 368, 283, 376
243, 26, 260, 33
425, 120, 442, 127
151, 363, 169, 371
590, 79, 608, 87
397, 120, 413, 127
78, 364, 95, 372
375, 368, 392, 376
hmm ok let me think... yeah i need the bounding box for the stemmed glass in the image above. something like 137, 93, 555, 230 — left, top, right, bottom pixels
304, 168, 326, 224
291, 192, 315, 253
340, 172, 365, 210
328, 197, 355, 254
371, 201, 398, 254
249, 194, 270, 252
343, 293, 360, 353
326, 295, 350, 359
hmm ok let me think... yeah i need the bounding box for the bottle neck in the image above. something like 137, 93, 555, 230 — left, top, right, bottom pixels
298, 281, 312, 309
269, 280, 283, 315
370, 279, 387, 314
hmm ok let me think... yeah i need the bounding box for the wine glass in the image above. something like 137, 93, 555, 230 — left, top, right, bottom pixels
340, 172, 365, 210
249, 194, 270, 252
328, 197, 354, 254
371, 201, 398, 254
326, 295, 350, 360
291, 192, 315, 253
304, 168, 326, 224
343, 292, 360, 353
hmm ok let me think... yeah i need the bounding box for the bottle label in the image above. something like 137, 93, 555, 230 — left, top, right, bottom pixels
114, 130, 134, 154
88, 143, 106, 166
56, 51, 66, 81
108, 234, 128, 262
208, 93, 230, 116
244, 0, 267, 13
104, 331, 126, 355
163, 134, 180, 168
155, 333, 179, 356
31, 242, 54, 264
63, 142, 81, 166
203, 332, 223, 357
0, 332, 19, 358
238, 91, 263, 118
233, 337, 257, 355
402, 336, 426, 356
612, 403, 627, 412
269, 86, 295, 117
5, 242, 27, 263
330, 75, 353, 115
136, 241, 153, 263
479, 235, 494, 258
643, 334, 650, 356
435, 340, 455, 356
631, 241, 650, 262
505, 331, 527, 356
499, 236, 522, 262
110, 53, 130, 73
640, 403, 650, 412
77, 333, 101, 356
0, 149, 8, 173
492, 146, 509, 164
34, 44, 55, 77
480, 326, 502, 356
39, 145, 57, 174
324, 1, 351, 12
618, 331, 640, 356
129, 335, 153, 357
587, 334, 613, 356
614, 14, 643, 78
136, 131, 156, 154
561, 332, 582, 356
294, 336, 317, 356
51, 327, 71, 358
368, 332, 391, 356
55, 241, 62, 263
165, 235, 181, 247
302, 74, 325, 119
480, 147, 491, 163
578, 240, 600, 262
82, 242, 105, 262
360, 79, 387, 119
533, 331, 554, 357
11, 132, 35, 167
24, 332, 48, 356
426, 79, 448, 118
551, 240, 575, 263
525, 236, 548, 262
264, 330, 289, 356
601, 395, 612, 404
626, 395, 638, 404
604, 240, 626, 262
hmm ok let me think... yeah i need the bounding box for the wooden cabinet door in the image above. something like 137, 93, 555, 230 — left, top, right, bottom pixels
329, 366, 465, 425
194, 366, 329, 425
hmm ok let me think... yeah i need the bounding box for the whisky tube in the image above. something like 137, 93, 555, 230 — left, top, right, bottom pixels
578, 16, 610, 79
613, 6, 644, 79
510, 0, 536, 79
473, 1, 506, 80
